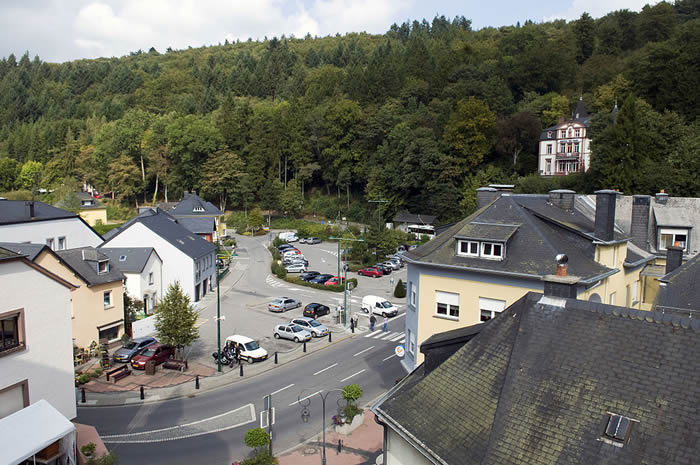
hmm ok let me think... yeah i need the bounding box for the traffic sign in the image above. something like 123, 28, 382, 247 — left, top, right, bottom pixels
395, 345, 405, 357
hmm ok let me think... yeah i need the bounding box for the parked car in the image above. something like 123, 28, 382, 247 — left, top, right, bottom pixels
383, 260, 401, 270
291, 317, 329, 337
113, 336, 157, 363
285, 263, 307, 273
278, 232, 298, 242
374, 263, 392, 275
300, 271, 320, 281
268, 297, 302, 312
282, 249, 302, 258
309, 274, 333, 284
130, 343, 175, 369
277, 244, 295, 251
324, 276, 344, 286
298, 237, 309, 244
358, 267, 383, 278
307, 237, 321, 244
303, 303, 331, 318
283, 256, 308, 266
274, 324, 312, 342
361, 295, 399, 317
225, 335, 268, 363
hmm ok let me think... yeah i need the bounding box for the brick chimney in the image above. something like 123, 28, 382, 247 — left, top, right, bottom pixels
665, 245, 684, 275
543, 254, 580, 299
630, 195, 651, 249
594, 190, 619, 242
548, 189, 576, 211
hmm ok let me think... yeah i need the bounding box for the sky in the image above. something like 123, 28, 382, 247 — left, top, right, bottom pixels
0, 0, 656, 63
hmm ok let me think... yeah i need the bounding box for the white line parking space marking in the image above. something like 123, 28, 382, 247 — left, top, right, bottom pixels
289, 390, 322, 407
101, 404, 256, 443
382, 354, 396, 362
364, 329, 383, 338
340, 369, 365, 382
313, 363, 338, 376
390, 333, 405, 342
400, 339, 405, 343
353, 346, 374, 357
271, 384, 295, 395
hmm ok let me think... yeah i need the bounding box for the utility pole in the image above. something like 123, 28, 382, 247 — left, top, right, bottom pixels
368, 199, 388, 231
329, 236, 364, 326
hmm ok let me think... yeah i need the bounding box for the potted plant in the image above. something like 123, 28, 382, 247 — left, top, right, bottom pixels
81, 442, 96, 458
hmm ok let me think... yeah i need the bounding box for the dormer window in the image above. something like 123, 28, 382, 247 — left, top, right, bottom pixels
658, 228, 689, 251
193, 207, 205, 212
547, 130, 553, 139
98, 260, 109, 274
457, 240, 505, 260
601, 413, 637, 447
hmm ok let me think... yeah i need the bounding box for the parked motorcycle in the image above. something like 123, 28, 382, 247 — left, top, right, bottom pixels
212, 350, 235, 367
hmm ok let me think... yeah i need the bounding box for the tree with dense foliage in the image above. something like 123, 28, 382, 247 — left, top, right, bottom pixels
154, 282, 199, 358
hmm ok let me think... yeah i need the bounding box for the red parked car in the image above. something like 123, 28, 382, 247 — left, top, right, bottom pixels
130, 343, 175, 369
358, 267, 382, 278
324, 276, 344, 286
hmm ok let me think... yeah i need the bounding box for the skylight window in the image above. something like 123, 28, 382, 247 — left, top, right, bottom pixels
601, 413, 637, 447
119, 255, 127, 261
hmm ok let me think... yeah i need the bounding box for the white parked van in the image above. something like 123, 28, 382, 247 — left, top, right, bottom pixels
278, 231, 298, 242
361, 295, 399, 317
224, 335, 268, 363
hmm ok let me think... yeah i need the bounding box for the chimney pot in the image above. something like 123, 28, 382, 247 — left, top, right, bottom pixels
476, 187, 501, 209
594, 190, 619, 242
665, 245, 684, 275
549, 189, 576, 211
630, 195, 651, 249
655, 191, 669, 205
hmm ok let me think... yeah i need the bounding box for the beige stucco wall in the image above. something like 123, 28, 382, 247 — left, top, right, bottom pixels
577, 243, 644, 310
385, 427, 434, 465
34, 251, 124, 348
79, 208, 108, 226
414, 272, 540, 367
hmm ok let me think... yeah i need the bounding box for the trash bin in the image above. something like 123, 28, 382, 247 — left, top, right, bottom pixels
145, 360, 156, 375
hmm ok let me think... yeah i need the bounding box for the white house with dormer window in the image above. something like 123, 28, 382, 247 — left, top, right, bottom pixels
538, 98, 591, 176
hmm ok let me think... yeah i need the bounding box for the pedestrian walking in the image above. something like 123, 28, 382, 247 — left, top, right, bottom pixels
369, 314, 376, 331
234, 342, 241, 364
390, 276, 395, 287
383, 316, 388, 332
350, 317, 355, 333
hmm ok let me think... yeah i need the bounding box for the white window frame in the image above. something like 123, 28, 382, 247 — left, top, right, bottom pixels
148, 272, 154, 285
435, 291, 459, 320
407, 328, 415, 356
409, 282, 416, 308
57, 236, 66, 250
480, 297, 505, 322
457, 240, 479, 257
46, 238, 54, 250
98, 260, 109, 274
613, 246, 618, 266
575, 128, 581, 137
631, 280, 639, 305
547, 144, 552, 154
658, 228, 689, 251
481, 242, 504, 259
103, 291, 113, 308
609, 292, 616, 305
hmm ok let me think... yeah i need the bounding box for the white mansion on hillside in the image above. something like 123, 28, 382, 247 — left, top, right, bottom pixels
538, 98, 592, 176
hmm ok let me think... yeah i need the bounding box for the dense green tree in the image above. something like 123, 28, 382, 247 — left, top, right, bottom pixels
108, 154, 142, 205
573, 12, 595, 64
16, 160, 43, 190
0, 157, 20, 191
200, 149, 244, 211
154, 282, 199, 359
443, 97, 496, 170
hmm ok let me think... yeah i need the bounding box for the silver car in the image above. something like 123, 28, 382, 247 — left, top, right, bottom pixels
384, 260, 401, 270
291, 317, 329, 337
273, 324, 312, 342
285, 263, 307, 273
268, 297, 302, 312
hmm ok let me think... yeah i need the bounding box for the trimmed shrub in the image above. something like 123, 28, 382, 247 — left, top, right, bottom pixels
271, 262, 286, 279
394, 279, 406, 298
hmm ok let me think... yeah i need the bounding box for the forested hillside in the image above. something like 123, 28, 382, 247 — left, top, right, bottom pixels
1, 1, 699, 223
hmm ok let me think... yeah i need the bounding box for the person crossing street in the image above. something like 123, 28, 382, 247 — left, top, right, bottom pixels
369, 314, 376, 331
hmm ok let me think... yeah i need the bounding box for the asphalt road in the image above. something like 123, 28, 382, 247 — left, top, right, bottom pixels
76, 317, 407, 465
76, 233, 409, 465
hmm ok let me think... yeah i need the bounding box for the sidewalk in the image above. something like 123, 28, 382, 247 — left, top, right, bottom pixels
277, 410, 383, 465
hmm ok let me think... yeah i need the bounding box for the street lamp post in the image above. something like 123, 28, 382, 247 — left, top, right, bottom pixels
216, 259, 222, 373
329, 236, 364, 327
298, 389, 344, 465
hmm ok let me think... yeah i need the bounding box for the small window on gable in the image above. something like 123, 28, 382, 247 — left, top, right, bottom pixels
193, 207, 205, 212
98, 260, 109, 274
603, 413, 637, 446
119, 255, 127, 262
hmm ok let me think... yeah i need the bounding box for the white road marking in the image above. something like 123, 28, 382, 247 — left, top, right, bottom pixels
289, 390, 321, 407
340, 369, 365, 382
364, 329, 383, 338
353, 346, 374, 357
382, 354, 396, 362
313, 363, 338, 376
400, 339, 405, 343
271, 384, 295, 395
390, 333, 405, 342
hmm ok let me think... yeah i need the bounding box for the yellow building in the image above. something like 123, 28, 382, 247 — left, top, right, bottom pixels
400, 189, 654, 372
0, 243, 125, 349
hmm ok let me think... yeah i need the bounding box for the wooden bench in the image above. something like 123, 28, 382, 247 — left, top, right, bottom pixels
106, 364, 131, 382
162, 359, 188, 372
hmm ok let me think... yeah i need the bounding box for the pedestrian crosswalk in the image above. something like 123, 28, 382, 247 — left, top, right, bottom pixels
364, 329, 405, 343
266, 274, 290, 289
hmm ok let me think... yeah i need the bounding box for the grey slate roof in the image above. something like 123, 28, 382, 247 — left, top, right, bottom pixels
0, 200, 78, 224
99, 247, 159, 273
656, 254, 700, 313
178, 217, 215, 235
171, 192, 222, 217
374, 292, 700, 465
55, 247, 124, 286
583, 194, 700, 257
102, 208, 216, 259
404, 194, 615, 282
0, 242, 47, 261
393, 211, 437, 225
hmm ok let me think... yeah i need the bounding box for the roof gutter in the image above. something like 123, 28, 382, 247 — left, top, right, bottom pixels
404, 255, 549, 282
623, 254, 656, 269
578, 268, 619, 285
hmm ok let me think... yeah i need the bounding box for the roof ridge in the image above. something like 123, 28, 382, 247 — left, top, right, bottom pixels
571, 298, 700, 332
